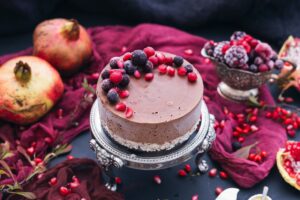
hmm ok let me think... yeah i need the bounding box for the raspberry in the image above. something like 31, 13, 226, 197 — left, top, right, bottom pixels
173, 56, 184, 67
123, 52, 132, 61
224, 45, 249, 68
132, 50, 147, 66
213, 41, 229, 62
203, 41, 215, 56
230, 31, 246, 41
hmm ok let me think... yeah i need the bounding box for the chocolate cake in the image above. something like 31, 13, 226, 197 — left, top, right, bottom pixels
97, 48, 203, 152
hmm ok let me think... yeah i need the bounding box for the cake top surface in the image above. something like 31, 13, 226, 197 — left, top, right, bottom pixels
97, 50, 203, 124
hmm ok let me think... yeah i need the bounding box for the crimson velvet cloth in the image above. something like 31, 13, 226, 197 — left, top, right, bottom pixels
0, 24, 287, 198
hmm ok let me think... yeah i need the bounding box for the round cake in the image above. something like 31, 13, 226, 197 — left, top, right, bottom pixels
97, 48, 203, 152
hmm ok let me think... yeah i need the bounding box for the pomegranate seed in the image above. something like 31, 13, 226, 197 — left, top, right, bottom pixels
115, 177, 122, 184
149, 56, 159, 66
238, 137, 245, 143
145, 73, 154, 81
143, 47, 155, 57
252, 108, 259, 115
178, 169, 187, 177
121, 46, 127, 53
34, 158, 43, 165
248, 153, 256, 161
44, 137, 53, 144
91, 73, 100, 79
219, 120, 225, 129
117, 60, 124, 68
177, 67, 187, 76
167, 66, 175, 76
219, 171, 228, 179
254, 154, 262, 163
134, 70, 141, 79
286, 124, 294, 131
184, 164, 192, 173
165, 57, 173, 65
156, 52, 166, 64
110, 71, 123, 84
284, 159, 291, 167
204, 58, 211, 64
67, 155, 74, 160
26, 147, 35, 156
208, 168, 217, 177
192, 194, 199, 200
31, 141, 37, 147
215, 187, 223, 196
49, 177, 57, 186
115, 102, 127, 112
153, 175, 162, 184
260, 151, 267, 158
119, 90, 129, 98
57, 108, 63, 119
223, 107, 229, 114
233, 131, 240, 137
249, 115, 257, 122
293, 122, 298, 129
250, 125, 259, 132
284, 118, 293, 125
70, 181, 80, 189
158, 64, 167, 74
235, 126, 243, 133
285, 97, 294, 103
125, 107, 134, 118
184, 49, 194, 55
59, 186, 70, 196
37, 173, 44, 180
287, 130, 296, 137
187, 72, 198, 83
123, 52, 132, 61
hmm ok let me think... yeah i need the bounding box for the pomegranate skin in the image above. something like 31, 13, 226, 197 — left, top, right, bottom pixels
0, 56, 64, 125
33, 18, 92, 75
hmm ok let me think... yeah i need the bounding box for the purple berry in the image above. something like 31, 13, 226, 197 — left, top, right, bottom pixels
213, 41, 229, 62
107, 89, 119, 104
119, 74, 130, 88
101, 69, 110, 79
101, 79, 114, 93
249, 64, 258, 72
255, 42, 273, 60
124, 60, 137, 75
203, 41, 215, 57
224, 45, 249, 68
173, 56, 184, 67
254, 57, 263, 65
274, 59, 284, 70
143, 61, 153, 73
132, 50, 147, 66
109, 57, 120, 69
258, 64, 269, 72
230, 31, 246, 41
267, 60, 274, 69
184, 64, 193, 73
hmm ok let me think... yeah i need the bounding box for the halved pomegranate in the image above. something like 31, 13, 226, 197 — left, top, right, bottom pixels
276, 141, 300, 190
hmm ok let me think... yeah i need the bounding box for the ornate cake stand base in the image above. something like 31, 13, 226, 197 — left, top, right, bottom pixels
217, 82, 258, 102
89, 100, 216, 191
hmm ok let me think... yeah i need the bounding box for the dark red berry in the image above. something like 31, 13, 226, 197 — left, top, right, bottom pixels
254, 154, 262, 162
143, 47, 155, 57
132, 50, 147, 66
144, 73, 154, 81
115, 177, 122, 184
184, 164, 192, 173
34, 158, 43, 165
209, 168, 217, 177
158, 64, 167, 74
119, 90, 129, 98
91, 73, 99, 80
123, 52, 132, 61
156, 52, 166, 64
49, 177, 57, 186
44, 137, 53, 144
238, 137, 245, 143
187, 72, 197, 82
248, 153, 256, 161
260, 151, 267, 158
167, 66, 175, 76
67, 155, 74, 160
119, 74, 130, 88
184, 64, 193, 73
219, 171, 228, 179
177, 67, 187, 76
101, 69, 110, 79
59, 186, 70, 196
124, 60, 137, 75
165, 57, 173, 65
258, 64, 269, 72
173, 56, 184, 67
26, 147, 35, 156
125, 107, 133, 118
70, 181, 80, 189
115, 102, 127, 112
110, 71, 123, 84
184, 49, 193, 55
109, 57, 120, 69
149, 56, 159, 66
178, 169, 187, 177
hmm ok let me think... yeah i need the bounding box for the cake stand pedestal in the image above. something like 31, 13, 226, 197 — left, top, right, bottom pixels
89, 99, 216, 191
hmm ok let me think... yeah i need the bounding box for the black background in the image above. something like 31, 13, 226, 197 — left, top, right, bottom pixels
1, 1, 300, 199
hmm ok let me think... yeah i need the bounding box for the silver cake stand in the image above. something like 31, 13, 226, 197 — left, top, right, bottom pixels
89, 99, 216, 191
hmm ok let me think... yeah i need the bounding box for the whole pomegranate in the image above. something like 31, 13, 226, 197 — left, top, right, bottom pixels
0, 56, 64, 124
33, 18, 92, 75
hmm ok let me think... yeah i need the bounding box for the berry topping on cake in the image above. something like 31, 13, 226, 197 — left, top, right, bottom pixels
177, 66, 187, 76
101, 79, 113, 93
109, 71, 123, 84
173, 56, 184, 67
124, 60, 136, 75
107, 89, 119, 104
101, 69, 110, 79
143, 46, 155, 57
184, 64, 193, 73
132, 50, 148, 66
109, 57, 120, 69
119, 74, 130, 88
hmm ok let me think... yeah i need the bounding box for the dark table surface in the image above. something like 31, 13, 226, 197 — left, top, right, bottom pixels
1, 13, 300, 200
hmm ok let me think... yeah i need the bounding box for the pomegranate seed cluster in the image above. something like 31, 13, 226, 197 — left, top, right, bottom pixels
203, 31, 284, 73
48, 175, 81, 197
100, 46, 198, 118
282, 141, 300, 186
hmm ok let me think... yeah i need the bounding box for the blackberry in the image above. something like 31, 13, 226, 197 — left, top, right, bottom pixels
107, 89, 119, 104
249, 64, 258, 73
101, 69, 110, 79
230, 31, 246, 41
101, 79, 114, 93
203, 41, 215, 57
124, 60, 137, 75
213, 41, 229, 62
132, 50, 147, 66
173, 56, 184, 67
143, 61, 153, 73
224, 45, 249, 68
109, 57, 120, 69
118, 74, 130, 88
184, 64, 193, 73
232, 141, 242, 151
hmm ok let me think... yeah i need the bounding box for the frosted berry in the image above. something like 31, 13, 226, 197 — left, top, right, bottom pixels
255, 42, 273, 60
101, 69, 110, 79
267, 60, 274, 69
187, 72, 198, 82
101, 79, 114, 93
203, 40, 215, 56
213, 41, 229, 62
132, 50, 147, 66
107, 89, 119, 104
173, 56, 184, 67
144, 73, 154, 81
258, 64, 269, 72
110, 71, 123, 84
275, 59, 284, 69
224, 45, 248, 68
124, 60, 137, 75
177, 67, 187, 76
230, 31, 246, 41
143, 46, 155, 57
143, 61, 153, 73
254, 57, 263, 65
249, 64, 258, 73
232, 141, 242, 151
184, 64, 193, 73
109, 57, 120, 69
119, 74, 130, 88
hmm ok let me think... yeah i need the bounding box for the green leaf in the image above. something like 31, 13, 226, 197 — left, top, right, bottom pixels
0, 160, 17, 184
0, 141, 14, 160
234, 142, 258, 159
82, 78, 96, 94
246, 96, 262, 108
8, 191, 37, 199
17, 146, 34, 166
44, 144, 72, 163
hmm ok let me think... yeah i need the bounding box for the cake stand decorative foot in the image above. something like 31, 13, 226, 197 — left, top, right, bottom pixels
197, 159, 209, 173
217, 82, 258, 101
90, 139, 124, 191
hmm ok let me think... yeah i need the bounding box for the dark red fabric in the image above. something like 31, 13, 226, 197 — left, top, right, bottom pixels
7, 158, 123, 200
0, 24, 286, 193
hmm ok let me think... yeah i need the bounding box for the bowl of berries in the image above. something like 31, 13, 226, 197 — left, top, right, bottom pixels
201, 31, 296, 101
